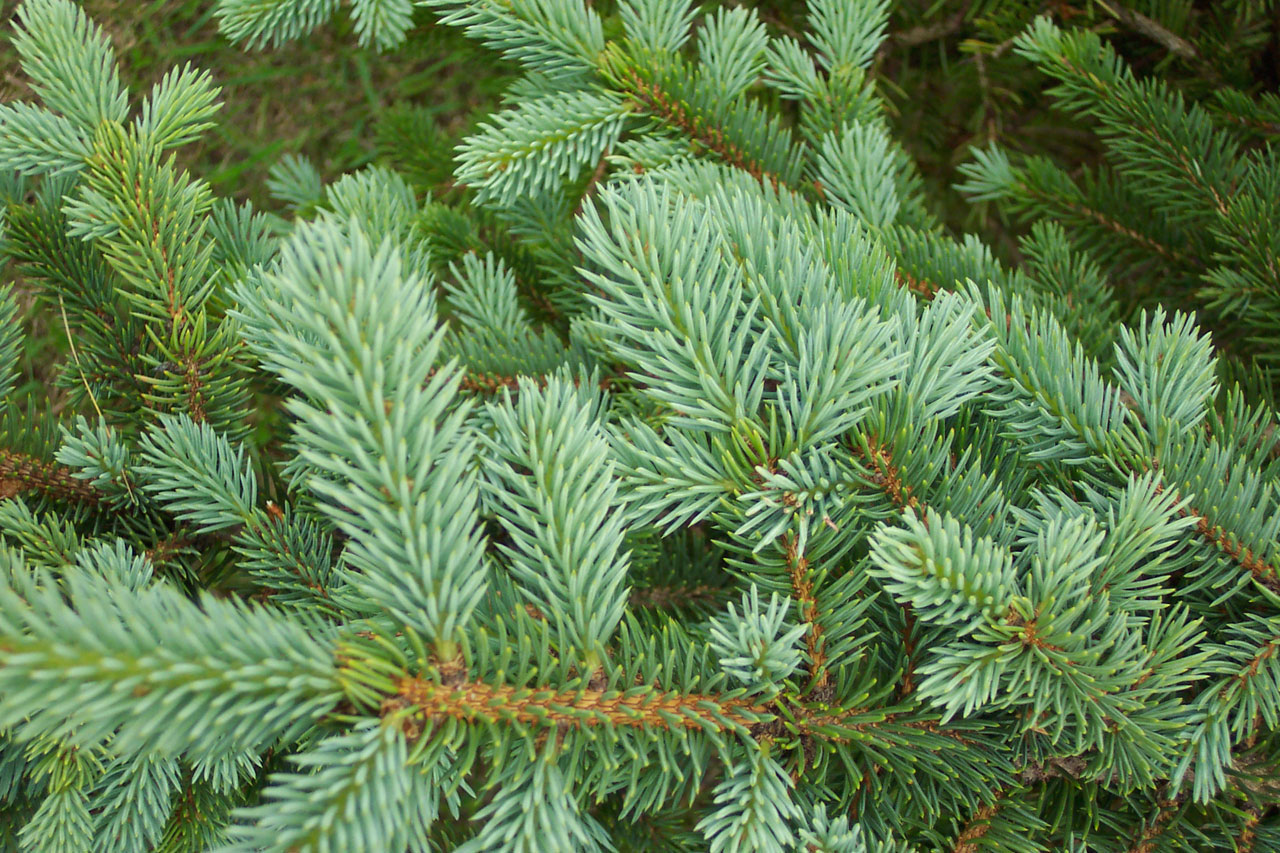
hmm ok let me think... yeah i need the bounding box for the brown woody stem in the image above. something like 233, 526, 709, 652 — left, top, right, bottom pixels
0, 450, 100, 504
782, 532, 830, 692
396, 675, 766, 732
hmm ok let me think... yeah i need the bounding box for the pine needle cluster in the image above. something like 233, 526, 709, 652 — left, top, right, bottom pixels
0, 0, 1277, 850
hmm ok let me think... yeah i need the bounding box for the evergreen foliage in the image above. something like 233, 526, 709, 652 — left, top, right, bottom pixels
1, 0, 1279, 850
957, 13, 1280, 374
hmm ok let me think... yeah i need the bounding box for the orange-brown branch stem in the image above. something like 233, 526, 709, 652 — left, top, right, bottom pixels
782, 532, 830, 693
0, 451, 101, 505
396, 675, 766, 732
1152, 483, 1280, 592
857, 438, 923, 695
1126, 797, 1181, 853
952, 801, 1002, 853
390, 673, 971, 747
617, 69, 781, 192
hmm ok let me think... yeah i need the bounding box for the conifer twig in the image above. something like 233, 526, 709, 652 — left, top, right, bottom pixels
895, 268, 942, 300
1021, 182, 1198, 267
1153, 483, 1280, 592
951, 798, 1002, 853
395, 674, 767, 732
0, 450, 100, 504
392, 669, 981, 753
616, 69, 782, 192
57, 294, 104, 423
1094, 1, 1198, 61
884, 2, 972, 53
782, 532, 829, 692
1125, 796, 1181, 853
143, 529, 193, 568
